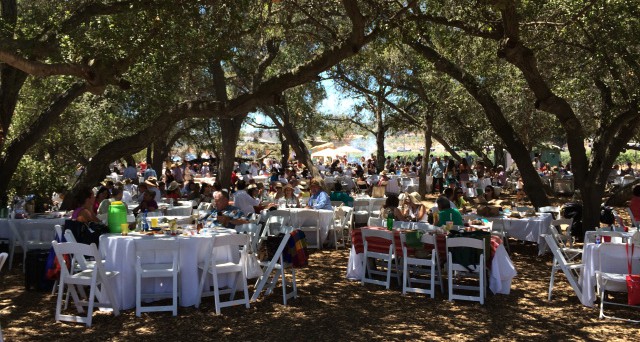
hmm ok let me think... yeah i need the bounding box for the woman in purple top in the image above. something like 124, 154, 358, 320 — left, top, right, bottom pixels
71, 186, 100, 223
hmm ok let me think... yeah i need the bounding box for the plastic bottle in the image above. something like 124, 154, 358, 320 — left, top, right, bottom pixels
142, 209, 150, 231
595, 234, 601, 245
386, 211, 394, 231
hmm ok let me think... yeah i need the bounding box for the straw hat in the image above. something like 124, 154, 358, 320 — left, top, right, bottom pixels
275, 182, 283, 188
145, 176, 158, 187
203, 162, 210, 166
297, 181, 309, 190
379, 170, 387, 176
167, 181, 179, 191
409, 192, 422, 205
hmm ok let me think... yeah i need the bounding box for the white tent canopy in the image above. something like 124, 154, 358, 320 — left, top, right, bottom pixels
311, 148, 337, 158
334, 145, 364, 155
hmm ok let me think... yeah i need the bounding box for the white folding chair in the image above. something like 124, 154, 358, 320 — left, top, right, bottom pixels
369, 198, 387, 218
447, 237, 487, 304
52, 241, 119, 327
543, 234, 584, 302
400, 233, 442, 297
352, 199, 371, 226
261, 210, 291, 240
490, 219, 509, 253
551, 218, 575, 248
361, 228, 400, 289
368, 217, 384, 227
330, 207, 346, 250
596, 243, 640, 322
235, 223, 262, 253
197, 234, 250, 314
251, 226, 297, 305
331, 201, 344, 208
296, 210, 321, 249
8, 220, 53, 272
135, 238, 180, 317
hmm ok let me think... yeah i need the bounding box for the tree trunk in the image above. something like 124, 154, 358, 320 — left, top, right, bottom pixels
217, 116, 245, 189
279, 132, 289, 167
409, 40, 550, 208
494, 144, 505, 167
432, 132, 463, 161
151, 140, 164, 176
145, 143, 153, 166
274, 115, 320, 178
418, 115, 433, 196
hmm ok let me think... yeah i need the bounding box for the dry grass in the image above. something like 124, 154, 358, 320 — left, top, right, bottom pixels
1, 194, 640, 341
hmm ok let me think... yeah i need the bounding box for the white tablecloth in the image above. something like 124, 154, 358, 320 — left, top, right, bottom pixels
579, 240, 637, 307
100, 230, 237, 310
0, 218, 64, 240
465, 213, 553, 255
284, 208, 334, 246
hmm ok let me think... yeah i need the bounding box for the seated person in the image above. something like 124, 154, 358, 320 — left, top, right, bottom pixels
483, 185, 497, 202
453, 187, 468, 209
210, 190, 248, 228
436, 196, 463, 226
330, 182, 354, 206
97, 187, 123, 216
71, 187, 100, 223
400, 192, 427, 222
165, 181, 181, 200
133, 190, 158, 215
381, 194, 405, 221
443, 188, 457, 209
282, 184, 300, 208
306, 178, 332, 210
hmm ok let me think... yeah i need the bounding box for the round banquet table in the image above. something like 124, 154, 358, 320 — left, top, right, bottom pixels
99, 229, 238, 310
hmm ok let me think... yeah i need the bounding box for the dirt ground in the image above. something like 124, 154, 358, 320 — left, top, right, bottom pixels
1, 194, 640, 341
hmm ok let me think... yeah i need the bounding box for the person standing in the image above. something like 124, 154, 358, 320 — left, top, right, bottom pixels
430, 157, 444, 194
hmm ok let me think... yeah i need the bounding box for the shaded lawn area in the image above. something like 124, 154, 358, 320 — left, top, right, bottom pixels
0, 239, 638, 341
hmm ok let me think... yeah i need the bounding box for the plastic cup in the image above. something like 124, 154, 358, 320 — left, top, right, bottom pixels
446, 221, 453, 230
120, 223, 129, 235
151, 218, 158, 228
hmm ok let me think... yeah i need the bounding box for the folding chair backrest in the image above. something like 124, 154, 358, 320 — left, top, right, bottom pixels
55, 225, 63, 241
342, 207, 353, 226
213, 233, 249, 250
361, 228, 394, 252
135, 238, 179, 268
552, 218, 574, 236
352, 199, 370, 211
236, 223, 261, 249
368, 217, 384, 227
371, 198, 387, 210
446, 237, 485, 270
52, 241, 102, 275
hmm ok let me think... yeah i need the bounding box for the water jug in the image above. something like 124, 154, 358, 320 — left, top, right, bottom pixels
108, 201, 128, 233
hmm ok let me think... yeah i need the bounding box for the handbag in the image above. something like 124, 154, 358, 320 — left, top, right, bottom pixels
257, 234, 285, 261
242, 246, 263, 279
626, 241, 640, 305
371, 185, 386, 198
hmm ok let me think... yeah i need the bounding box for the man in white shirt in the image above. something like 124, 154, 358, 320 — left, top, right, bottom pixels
145, 177, 162, 203
232, 180, 260, 215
